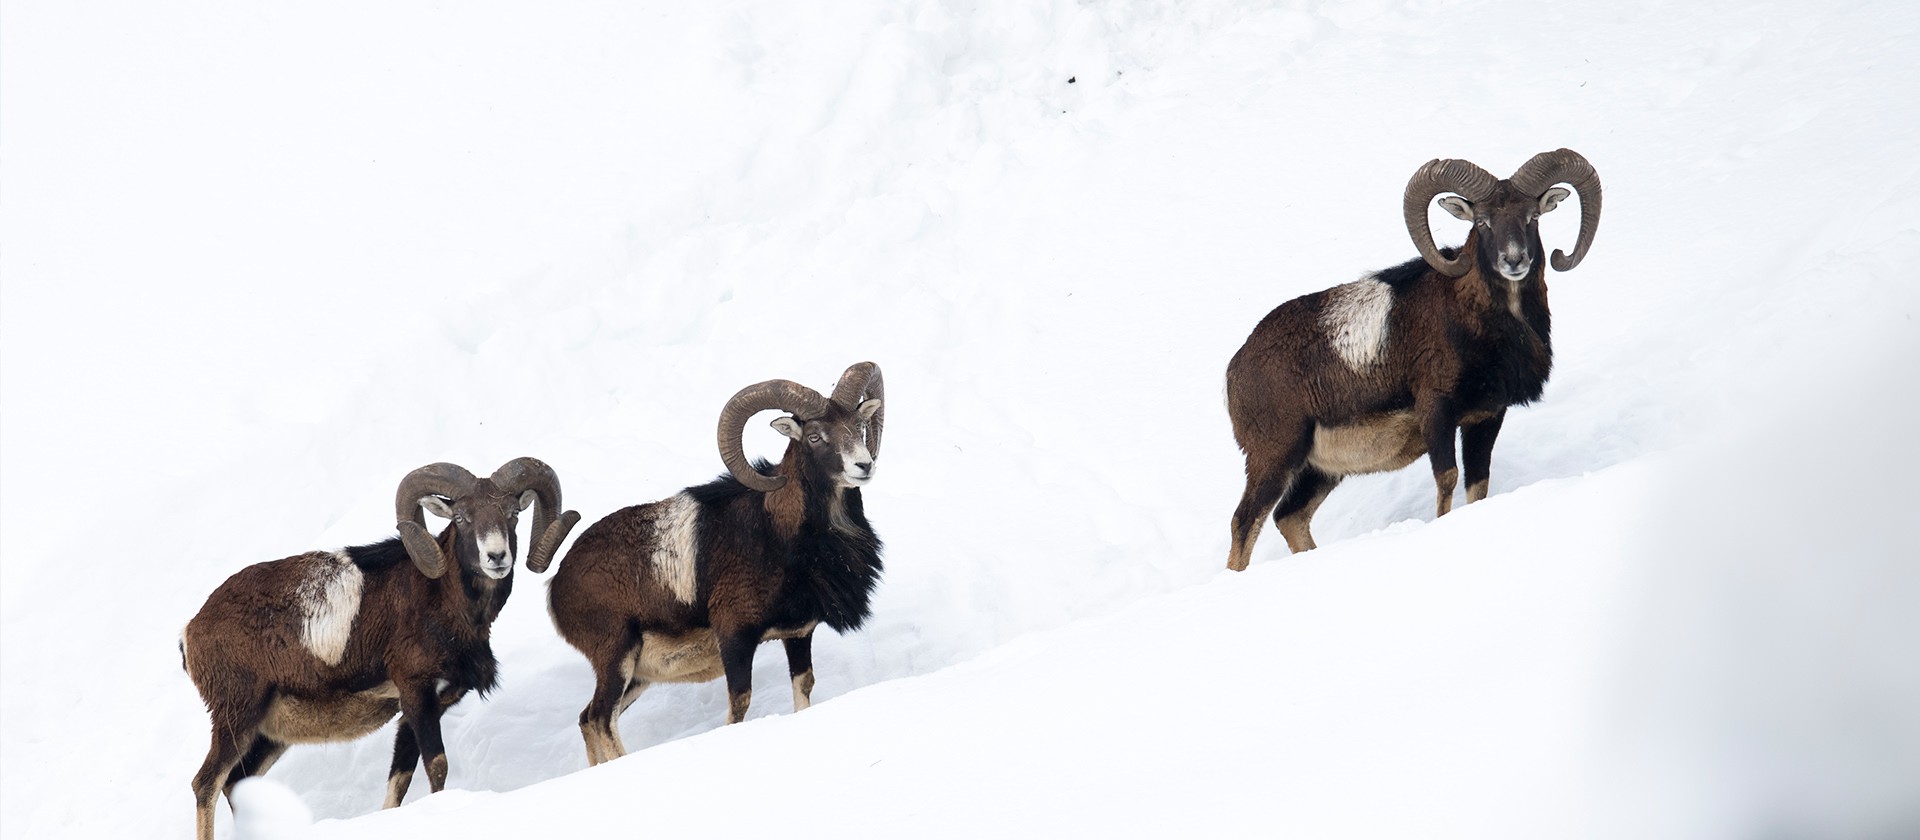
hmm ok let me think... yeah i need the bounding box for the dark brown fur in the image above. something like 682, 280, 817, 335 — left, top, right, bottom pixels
549, 401, 883, 765
184, 524, 516, 839
1224, 211, 1555, 570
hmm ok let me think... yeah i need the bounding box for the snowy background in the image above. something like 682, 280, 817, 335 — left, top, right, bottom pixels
4, 0, 1919, 838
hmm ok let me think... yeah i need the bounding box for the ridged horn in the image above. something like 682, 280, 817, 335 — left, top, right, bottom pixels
829, 361, 885, 458
1508, 148, 1602, 272
487, 457, 579, 574
394, 463, 478, 579
1403, 158, 1499, 278
716, 379, 830, 492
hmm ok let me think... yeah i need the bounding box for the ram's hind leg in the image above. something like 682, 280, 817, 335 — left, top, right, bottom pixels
1229, 464, 1297, 571
1272, 468, 1341, 553
580, 642, 638, 766
192, 697, 267, 840
222, 735, 289, 800
1228, 420, 1312, 571
608, 673, 651, 757
193, 731, 246, 840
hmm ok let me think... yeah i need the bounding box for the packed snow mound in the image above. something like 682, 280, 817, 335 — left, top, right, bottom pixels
230, 780, 314, 840
3, 0, 1918, 838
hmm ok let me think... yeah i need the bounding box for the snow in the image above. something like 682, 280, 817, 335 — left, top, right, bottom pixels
229, 780, 313, 840
3, 0, 1918, 838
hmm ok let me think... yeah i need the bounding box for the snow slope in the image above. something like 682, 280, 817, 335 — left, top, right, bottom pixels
3, 0, 1917, 838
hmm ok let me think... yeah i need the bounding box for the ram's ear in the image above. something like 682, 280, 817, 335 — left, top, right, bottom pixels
1437, 196, 1475, 221
770, 417, 804, 440
1538, 186, 1571, 215
419, 496, 454, 519
518, 489, 537, 512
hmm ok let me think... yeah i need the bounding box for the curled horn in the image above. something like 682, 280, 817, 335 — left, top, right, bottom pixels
1403, 158, 1499, 278
716, 380, 831, 492
1508, 148, 1602, 272
488, 457, 580, 574
394, 463, 478, 579
829, 361, 885, 458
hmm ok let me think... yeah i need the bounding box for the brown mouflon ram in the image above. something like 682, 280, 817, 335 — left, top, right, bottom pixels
1224, 149, 1603, 571
548, 362, 884, 765
181, 459, 579, 840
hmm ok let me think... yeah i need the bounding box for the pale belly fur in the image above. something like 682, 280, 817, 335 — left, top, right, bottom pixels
1308, 411, 1425, 476
1306, 409, 1499, 476
259, 683, 400, 744
629, 623, 819, 684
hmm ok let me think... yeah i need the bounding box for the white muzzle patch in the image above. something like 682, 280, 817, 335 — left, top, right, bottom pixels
842, 445, 876, 485
476, 530, 512, 579
1498, 242, 1532, 281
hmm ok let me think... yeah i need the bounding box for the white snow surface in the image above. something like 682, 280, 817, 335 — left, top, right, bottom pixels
228, 779, 313, 840
4, 0, 1919, 838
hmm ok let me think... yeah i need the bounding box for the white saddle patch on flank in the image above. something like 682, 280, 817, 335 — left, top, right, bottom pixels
650, 493, 702, 605
1323, 276, 1393, 371
297, 552, 364, 665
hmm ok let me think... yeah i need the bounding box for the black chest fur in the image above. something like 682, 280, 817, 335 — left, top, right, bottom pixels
436, 574, 506, 695
433, 625, 501, 696
776, 515, 884, 633
1452, 295, 1552, 411
341, 539, 505, 697
688, 475, 887, 634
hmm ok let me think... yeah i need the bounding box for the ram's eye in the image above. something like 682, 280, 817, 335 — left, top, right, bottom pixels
807, 433, 823, 444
